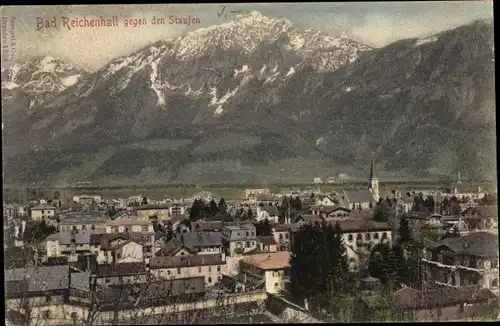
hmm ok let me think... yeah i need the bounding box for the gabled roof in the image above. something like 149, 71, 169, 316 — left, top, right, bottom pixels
296, 214, 324, 224
31, 204, 56, 210
425, 231, 499, 258
392, 285, 497, 310
92, 262, 147, 277
259, 205, 279, 216
181, 232, 222, 249
333, 219, 391, 233
155, 238, 195, 257
150, 253, 224, 269
240, 252, 291, 270
343, 189, 374, 204
5, 265, 70, 292
46, 232, 92, 245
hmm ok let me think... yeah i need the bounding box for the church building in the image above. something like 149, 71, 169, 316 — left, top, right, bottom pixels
339, 154, 380, 211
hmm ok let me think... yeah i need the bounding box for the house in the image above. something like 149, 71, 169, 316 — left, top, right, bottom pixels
389, 285, 498, 321
149, 253, 226, 288
273, 223, 301, 251
58, 212, 110, 232
45, 232, 93, 261
94, 232, 155, 264
134, 204, 170, 221
256, 236, 278, 253
256, 205, 279, 223
310, 205, 336, 216
314, 195, 337, 207
30, 204, 56, 221
245, 188, 270, 199
72, 194, 102, 204
180, 231, 223, 255
90, 262, 149, 287
105, 218, 153, 234
155, 238, 197, 257
168, 203, 186, 216
239, 251, 291, 294
460, 205, 498, 232
422, 232, 499, 295
221, 224, 258, 256
109, 210, 133, 220
191, 220, 225, 232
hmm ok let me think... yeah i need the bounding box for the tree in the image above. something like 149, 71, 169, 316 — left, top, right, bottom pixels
209, 199, 219, 217
290, 197, 303, 211
373, 201, 394, 222
53, 191, 61, 200
255, 219, 273, 236
141, 197, 148, 205
368, 243, 399, 289
165, 222, 174, 242
189, 199, 205, 221
217, 198, 227, 215
247, 208, 254, 220
290, 221, 355, 317
398, 218, 412, 244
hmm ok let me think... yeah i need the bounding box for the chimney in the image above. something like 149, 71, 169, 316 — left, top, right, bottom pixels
86, 255, 91, 271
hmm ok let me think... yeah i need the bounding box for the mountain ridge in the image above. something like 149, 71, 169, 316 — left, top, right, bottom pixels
2, 15, 495, 186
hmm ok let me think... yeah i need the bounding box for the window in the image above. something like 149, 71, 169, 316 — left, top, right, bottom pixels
382, 232, 387, 238
274, 283, 279, 288
357, 234, 362, 240
348, 234, 353, 242
492, 260, 499, 268
374, 233, 379, 239
491, 278, 499, 288
217, 266, 221, 272
245, 242, 250, 248
177, 268, 181, 275
42, 210, 45, 214
198, 267, 202, 273
365, 233, 371, 240
285, 233, 289, 239
208, 266, 212, 272
45, 295, 52, 303
91, 225, 95, 230
246, 232, 249, 236
208, 277, 212, 283
70, 312, 78, 320
42, 310, 51, 319
279, 234, 283, 240
167, 270, 171, 275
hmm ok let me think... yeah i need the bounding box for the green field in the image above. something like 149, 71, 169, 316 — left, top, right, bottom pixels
3, 181, 496, 204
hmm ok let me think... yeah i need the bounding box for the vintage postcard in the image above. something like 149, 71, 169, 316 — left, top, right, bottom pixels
2, 2, 497, 325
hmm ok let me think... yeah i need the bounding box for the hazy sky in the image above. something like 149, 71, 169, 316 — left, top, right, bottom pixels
1, 2, 493, 71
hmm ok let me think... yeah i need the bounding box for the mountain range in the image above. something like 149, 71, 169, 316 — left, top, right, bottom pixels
2, 12, 495, 186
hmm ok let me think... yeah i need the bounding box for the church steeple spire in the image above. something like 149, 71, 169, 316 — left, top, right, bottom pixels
370, 151, 376, 179
369, 151, 379, 202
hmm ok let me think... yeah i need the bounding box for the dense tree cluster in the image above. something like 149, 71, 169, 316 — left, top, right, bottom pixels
369, 218, 423, 291
23, 220, 56, 243
189, 198, 230, 221
290, 221, 355, 319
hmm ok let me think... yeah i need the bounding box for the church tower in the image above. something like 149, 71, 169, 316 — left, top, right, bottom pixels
369, 153, 380, 202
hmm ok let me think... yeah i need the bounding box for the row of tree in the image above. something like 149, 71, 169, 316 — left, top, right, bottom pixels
189, 198, 229, 221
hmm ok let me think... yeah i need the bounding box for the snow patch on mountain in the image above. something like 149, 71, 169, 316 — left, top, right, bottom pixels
414, 36, 438, 47
61, 75, 81, 87
214, 105, 224, 116
234, 65, 249, 77
285, 67, 295, 77
210, 86, 239, 106
150, 60, 165, 105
